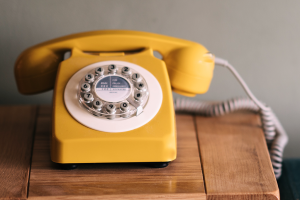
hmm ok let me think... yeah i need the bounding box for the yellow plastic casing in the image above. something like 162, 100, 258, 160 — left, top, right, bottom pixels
51, 48, 176, 163
14, 30, 215, 164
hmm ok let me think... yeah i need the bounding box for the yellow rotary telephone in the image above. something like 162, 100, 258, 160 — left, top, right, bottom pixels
14, 30, 219, 168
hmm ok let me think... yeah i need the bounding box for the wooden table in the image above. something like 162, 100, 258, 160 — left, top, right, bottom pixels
0, 105, 279, 200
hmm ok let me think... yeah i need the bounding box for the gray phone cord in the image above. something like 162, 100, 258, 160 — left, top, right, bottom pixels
174, 57, 288, 179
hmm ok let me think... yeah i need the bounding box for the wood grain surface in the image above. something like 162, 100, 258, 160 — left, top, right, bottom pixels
28, 106, 206, 199
0, 106, 37, 200
0, 106, 279, 200
195, 113, 279, 200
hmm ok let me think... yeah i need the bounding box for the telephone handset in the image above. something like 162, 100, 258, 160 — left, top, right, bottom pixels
15, 30, 214, 96
15, 30, 286, 178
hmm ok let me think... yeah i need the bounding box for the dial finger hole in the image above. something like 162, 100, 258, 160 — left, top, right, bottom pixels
95, 67, 104, 75
122, 66, 131, 75
85, 73, 94, 82
135, 82, 145, 90
108, 64, 117, 74
134, 92, 143, 101
120, 102, 129, 112
93, 99, 103, 110
84, 93, 94, 102
81, 83, 91, 92
132, 73, 141, 81
106, 103, 116, 113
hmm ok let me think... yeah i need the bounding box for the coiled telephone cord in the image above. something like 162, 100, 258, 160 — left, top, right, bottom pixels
174, 57, 288, 179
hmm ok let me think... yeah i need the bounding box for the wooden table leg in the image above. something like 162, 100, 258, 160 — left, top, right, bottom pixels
0, 106, 38, 200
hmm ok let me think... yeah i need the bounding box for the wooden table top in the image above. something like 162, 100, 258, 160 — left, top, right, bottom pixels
0, 105, 279, 200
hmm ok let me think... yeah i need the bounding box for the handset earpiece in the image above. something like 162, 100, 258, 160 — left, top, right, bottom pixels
164, 45, 215, 97
15, 47, 63, 94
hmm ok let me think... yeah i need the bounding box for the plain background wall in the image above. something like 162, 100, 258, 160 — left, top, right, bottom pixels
0, 0, 299, 157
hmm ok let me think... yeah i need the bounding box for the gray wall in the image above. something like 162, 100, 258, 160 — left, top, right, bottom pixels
1, 0, 299, 157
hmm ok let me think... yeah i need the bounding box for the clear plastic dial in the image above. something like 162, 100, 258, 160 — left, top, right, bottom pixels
78, 64, 149, 120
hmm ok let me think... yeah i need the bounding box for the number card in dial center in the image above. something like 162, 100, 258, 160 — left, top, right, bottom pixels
95, 76, 131, 102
